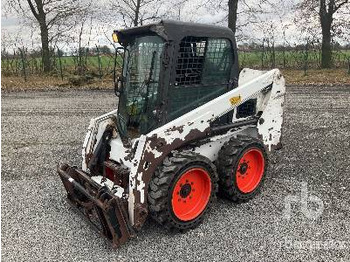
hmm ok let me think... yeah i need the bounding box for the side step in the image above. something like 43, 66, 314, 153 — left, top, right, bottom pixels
57, 164, 134, 248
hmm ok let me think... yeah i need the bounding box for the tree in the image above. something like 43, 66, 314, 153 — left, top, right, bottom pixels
8, 0, 89, 72
296, 0, 350, 68
228, 0, 238, 36
202, 0, 288, 41
111, 0, 164, 27
319, 0, 349, 67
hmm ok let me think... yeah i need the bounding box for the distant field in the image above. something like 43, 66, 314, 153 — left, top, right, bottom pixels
2, 68, 349, 90
239, 49, 350, 69
2, 50, 349, 76
1, 54, 122, 76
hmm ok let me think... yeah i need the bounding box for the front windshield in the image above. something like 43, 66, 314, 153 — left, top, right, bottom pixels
118, 35, 164, 138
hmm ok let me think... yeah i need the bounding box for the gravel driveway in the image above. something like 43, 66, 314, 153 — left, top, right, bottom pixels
2, 86, 350, 261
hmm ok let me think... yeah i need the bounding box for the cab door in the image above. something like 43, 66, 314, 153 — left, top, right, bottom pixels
166, 36, 236, 124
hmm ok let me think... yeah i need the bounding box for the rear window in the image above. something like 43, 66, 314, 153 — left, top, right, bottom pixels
175, 37, 233, 86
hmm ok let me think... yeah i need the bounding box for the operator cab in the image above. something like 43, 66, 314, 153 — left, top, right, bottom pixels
114, 20, 239, 138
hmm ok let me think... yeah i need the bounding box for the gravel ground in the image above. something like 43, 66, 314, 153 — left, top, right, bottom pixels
2, 86, 350, 261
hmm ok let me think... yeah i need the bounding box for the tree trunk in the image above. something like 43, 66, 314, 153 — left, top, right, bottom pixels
28, 0, 51, 73
134, 0, 141, 26
321, 22, 332, 68
228, 0, 238, 36
319, 0, 333, 69
40, 24, 51, 73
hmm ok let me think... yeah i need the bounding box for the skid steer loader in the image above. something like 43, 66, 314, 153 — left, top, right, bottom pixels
58, 20, 285, 248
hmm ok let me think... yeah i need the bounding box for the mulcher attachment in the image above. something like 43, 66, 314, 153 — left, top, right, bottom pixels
57, 164, 134, 248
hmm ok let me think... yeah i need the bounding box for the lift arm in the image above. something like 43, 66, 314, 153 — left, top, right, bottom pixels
148, 68, 285, 148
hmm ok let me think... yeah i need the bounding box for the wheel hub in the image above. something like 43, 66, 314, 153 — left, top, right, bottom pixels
235, 148, 265, 193
239, 162, 248, 174
180, 183, 192, 198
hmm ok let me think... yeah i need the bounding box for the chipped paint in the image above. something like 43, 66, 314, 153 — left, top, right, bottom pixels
255, 71, 285, 150
91, 175, 125, 198
81, 109, 118, 171
128, 135, 147, 225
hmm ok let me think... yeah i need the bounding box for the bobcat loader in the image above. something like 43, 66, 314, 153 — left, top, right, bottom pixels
58, 20, 285, 248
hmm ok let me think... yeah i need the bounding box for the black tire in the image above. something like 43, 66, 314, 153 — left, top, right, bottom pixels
148, 151, 218, 230
216, 135, 268, 202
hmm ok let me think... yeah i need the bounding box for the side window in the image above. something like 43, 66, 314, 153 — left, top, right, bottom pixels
202, 38, 233, 84
175, 36, 207, 86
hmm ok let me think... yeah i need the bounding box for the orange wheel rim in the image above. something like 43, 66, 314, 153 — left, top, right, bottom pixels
171, 168, 212, 221
236, 148, 265, 193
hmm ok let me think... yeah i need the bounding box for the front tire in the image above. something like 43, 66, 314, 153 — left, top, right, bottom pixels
216, 135, 267, 202
148, 151, 218, 230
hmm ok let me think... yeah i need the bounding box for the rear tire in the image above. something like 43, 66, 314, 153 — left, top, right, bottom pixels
216, 135, 267, 202
148, 151, 218, 230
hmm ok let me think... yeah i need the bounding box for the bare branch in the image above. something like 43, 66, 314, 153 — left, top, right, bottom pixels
26, 0, 39, 20
335, 0, 349, 12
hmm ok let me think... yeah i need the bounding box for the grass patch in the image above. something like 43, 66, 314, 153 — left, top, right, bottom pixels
281, 69, 350, 85
1, 69, 349, 91
1, 75, 113, 91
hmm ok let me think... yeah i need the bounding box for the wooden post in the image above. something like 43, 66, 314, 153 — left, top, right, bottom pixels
96, 45, 102, 79
57, 48, 64, 80
19, 47, 27, 82
271, 41, 276, 69
14, 50, 18, 75
261, 40, 265, 69
303, 41, 309, 76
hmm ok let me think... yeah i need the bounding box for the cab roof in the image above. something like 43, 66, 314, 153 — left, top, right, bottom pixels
117, 20, 236, 45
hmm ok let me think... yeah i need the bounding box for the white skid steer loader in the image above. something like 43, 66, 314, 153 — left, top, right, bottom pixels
58, 20, 285, 248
